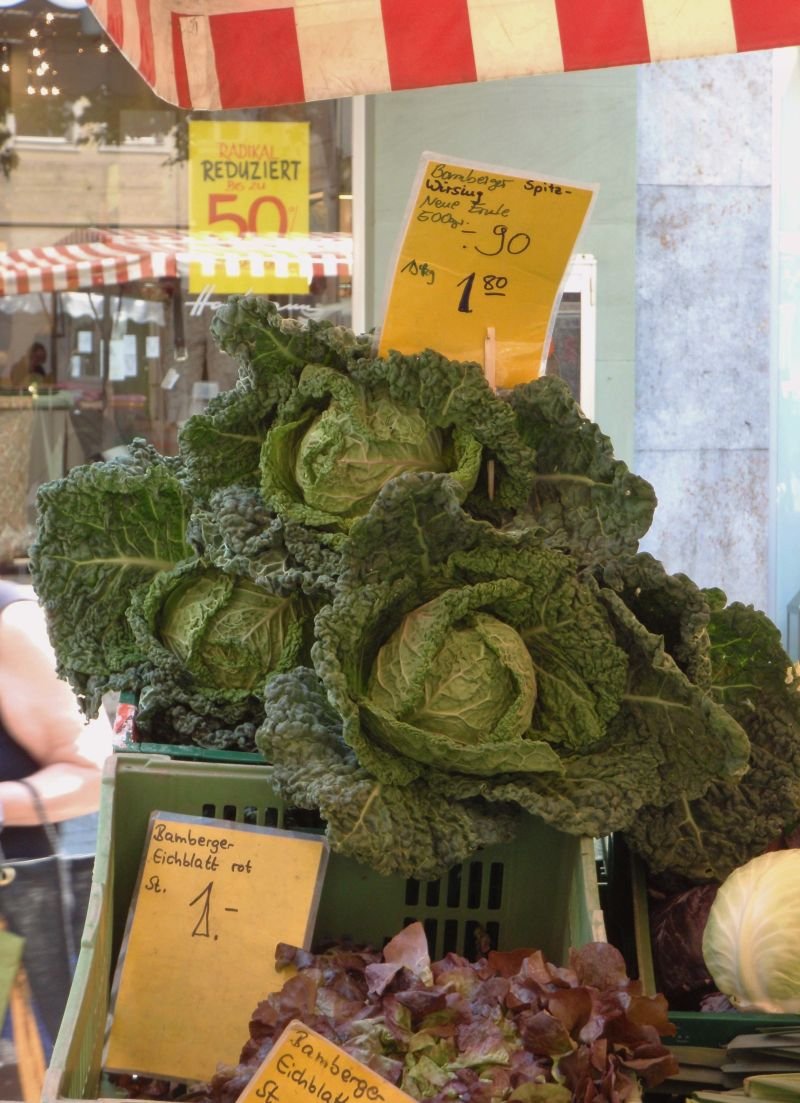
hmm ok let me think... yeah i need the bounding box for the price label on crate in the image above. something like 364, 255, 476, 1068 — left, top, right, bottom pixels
103, 813, 329, 1083
377, 152, 596, 388
235, 1021, 416, 1103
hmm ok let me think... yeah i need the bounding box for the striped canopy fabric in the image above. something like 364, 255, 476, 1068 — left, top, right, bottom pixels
0, 227, 353, 296
86, 0, 800, 111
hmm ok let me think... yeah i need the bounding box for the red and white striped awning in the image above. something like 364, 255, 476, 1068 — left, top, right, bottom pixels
0, 227, 352, 297
86, 0, 800, 111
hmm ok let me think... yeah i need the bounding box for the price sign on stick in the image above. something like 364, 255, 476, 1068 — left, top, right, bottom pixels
103, 814, 329, 1084
378, 153, 596, 388
235, 1020, 416, 1103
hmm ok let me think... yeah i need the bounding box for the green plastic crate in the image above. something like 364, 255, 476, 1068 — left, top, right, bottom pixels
44, 753, 605, 1103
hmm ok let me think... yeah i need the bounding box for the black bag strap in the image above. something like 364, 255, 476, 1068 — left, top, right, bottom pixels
0, 778, 61, 863
0, 779, 80, 962
14, 778, 61, 856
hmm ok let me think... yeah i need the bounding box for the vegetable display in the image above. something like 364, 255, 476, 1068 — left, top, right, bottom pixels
187, 922, 679, 1103
30, 296, 800, 885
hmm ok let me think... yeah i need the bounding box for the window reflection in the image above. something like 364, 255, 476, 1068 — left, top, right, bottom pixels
0, 0, 353, 565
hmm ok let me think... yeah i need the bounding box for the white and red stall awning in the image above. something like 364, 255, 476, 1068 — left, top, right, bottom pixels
86, 0, 800, 111
0, 227, 353, 297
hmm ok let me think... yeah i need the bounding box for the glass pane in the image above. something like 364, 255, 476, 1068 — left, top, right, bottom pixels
544, 291, 581, 403
0, 0, 353, 564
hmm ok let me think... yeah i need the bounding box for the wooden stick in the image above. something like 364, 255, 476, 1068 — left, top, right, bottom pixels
484, 327, 497, 500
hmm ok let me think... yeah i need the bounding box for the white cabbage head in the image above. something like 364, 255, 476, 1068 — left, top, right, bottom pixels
702, 849, 800, 1013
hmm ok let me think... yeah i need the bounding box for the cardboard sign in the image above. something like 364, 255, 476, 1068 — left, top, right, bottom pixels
378, 153, 596, 388
103, 813, 329, 1083
189, 120, 310, 295
236, 1020, 415, 1103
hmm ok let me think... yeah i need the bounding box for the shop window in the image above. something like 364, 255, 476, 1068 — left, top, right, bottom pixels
0, 2, 355, 566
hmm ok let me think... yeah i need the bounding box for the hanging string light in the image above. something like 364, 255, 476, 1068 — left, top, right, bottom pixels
0, 1, 75, 97
24, 8, 60, 95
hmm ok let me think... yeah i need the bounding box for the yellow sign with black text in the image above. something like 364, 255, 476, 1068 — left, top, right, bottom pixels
188, 120, 310, 295
103, 813, 328, 1083
378, 153, 596, 388
236, 1021, 415, 1103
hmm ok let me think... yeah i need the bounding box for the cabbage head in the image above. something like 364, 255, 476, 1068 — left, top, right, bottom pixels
293, 395, 451, 517
365, 588, 554, 774
137, 561, 308, 693
262, 363, 481, 530
257, 474, 750, 877
370, 595, 536, 745
702, 850, 800, 1013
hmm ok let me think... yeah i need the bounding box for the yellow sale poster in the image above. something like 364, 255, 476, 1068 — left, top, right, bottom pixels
378, 153, 596, 388
188, 120, 310, 295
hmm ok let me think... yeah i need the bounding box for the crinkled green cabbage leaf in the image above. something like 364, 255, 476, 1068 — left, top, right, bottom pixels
180, 296, 372, 501
508, 377, 657, 567
188, 485, 342, 597
29, 441, 194, 714
260, 667, 520, 880
623, 598, 800, 882
599, 552, 713, 688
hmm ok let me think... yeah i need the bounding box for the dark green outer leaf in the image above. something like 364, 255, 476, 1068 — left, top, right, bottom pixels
178, 382, 284, 502
507, 377, 657, 566
30, 448, 193, 715
599, 553, 713, 688
623, 601, 800, 882
210, 295, 372, 376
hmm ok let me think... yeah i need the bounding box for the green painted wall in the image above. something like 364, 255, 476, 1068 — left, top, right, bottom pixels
363, 66, 639, 464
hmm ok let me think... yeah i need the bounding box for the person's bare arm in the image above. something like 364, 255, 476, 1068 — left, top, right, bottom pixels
0, 596, 112, 826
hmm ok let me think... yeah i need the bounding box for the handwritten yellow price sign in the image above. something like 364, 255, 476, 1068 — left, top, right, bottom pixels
236, 1020, 415, 1103
378, 153, 596, 388
103, 813, 329, 1083
189, 119, 310, 295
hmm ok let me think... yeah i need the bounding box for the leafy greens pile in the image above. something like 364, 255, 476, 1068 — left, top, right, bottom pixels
186, 921, 679, 1103
30, 296, 800, 883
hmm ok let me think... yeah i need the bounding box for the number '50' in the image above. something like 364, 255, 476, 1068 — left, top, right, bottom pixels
208, 193, 289, 234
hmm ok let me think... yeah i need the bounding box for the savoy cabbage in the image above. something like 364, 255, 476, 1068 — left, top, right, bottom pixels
255, 473, 750, 877
32, 299, 800, 885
